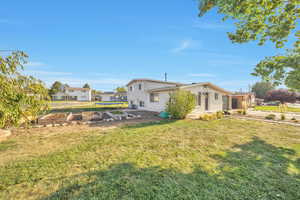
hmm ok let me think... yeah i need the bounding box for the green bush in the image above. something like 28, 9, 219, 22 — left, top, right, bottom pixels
280, 114, 286, 120
216, 111, 224, 119
166, 90, 196, 119
199, 113, 217, 121
291, 117, 297, 121
242, 110, 247, 115
265, 114, 276, 120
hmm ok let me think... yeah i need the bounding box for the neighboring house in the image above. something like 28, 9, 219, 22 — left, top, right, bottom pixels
98, 92, 127, 102
126, 79, 232, 118
51, 87, 92, 101
231, 92, 256, 109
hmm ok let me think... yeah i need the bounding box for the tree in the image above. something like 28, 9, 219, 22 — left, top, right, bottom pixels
199, 0, 300, 90
115, 87, 126, 93
166, 90, 196, 119
251, 82, 275, 99
49, 81, 63, 95
0, 51, 49, 128
265, 89, 297, 103
83, 83, 91, 89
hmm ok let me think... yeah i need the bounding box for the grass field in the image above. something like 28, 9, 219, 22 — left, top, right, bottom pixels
255, 106, 300, 113
0, 119, 299, 199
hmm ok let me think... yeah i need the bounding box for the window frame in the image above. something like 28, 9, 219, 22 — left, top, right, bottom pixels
139, 101, 145, 107
150, 93, 159, 103
215, 93, 219, 100
198, 92, 201, 106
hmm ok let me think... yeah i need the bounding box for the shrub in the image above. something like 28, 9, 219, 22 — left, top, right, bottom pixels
237, 110, 247, 115
199, 113, 217, 121
242, 110, 247, 115
223, 110, 231, 115
280, 114, 286, 120
291, 117, 297, 121
166, 90, 196, 119
0, 51, 49, 128
265, 114, 276, 120
216, 111, 224, 119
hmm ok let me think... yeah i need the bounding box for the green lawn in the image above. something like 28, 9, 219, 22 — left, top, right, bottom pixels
255, 105, 300, 113
0, 119, 299, 199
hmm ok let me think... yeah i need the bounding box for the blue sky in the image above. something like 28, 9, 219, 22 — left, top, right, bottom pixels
0, 0, 286, 91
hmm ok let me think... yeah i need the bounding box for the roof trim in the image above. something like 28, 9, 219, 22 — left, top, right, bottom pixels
66, 87, 91, 91
126, 79, 183, 87
180, 82, 232, 94
147, 82, 232, 94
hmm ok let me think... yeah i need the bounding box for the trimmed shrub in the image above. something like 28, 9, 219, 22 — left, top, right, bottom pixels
280, 114, 286, 120
216, 111, 224, 119
199, 113, 217, 121
166, 90, 196, 119
265, 114, 276, 120
291, 117, 297, 121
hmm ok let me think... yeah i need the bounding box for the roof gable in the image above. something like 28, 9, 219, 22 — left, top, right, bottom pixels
126, 79, 183, 87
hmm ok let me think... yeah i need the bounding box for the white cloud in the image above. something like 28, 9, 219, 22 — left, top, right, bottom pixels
25, 70, 72, 76
171, 39, 196, 53
24, 62, 45, 67
42, 77, 129, 87
188, 73, 216, 78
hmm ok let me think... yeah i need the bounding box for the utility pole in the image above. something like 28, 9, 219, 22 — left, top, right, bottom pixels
164, 72, 167, 82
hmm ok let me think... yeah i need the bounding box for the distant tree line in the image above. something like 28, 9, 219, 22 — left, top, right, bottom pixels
251, 82, 299, 103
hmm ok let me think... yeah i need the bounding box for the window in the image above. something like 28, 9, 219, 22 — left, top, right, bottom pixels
150, 93, 159, 102
215, 93, 219, 100
138, 84, 142, 90
129, 86, 133, 91
130, 100, 134, 105
198, 92, 201, 105
139, 101, 145, 107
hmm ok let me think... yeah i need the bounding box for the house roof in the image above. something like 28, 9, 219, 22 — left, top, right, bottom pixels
148, 82, 232, 94
126, 79, 184, 87
66, 87, 91, 91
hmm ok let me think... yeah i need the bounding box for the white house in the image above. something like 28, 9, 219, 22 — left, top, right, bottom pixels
52, 87, 92, 101
126, 79, 232, 118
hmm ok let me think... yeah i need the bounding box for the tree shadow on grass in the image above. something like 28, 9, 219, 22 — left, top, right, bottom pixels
42, 137, 300, 200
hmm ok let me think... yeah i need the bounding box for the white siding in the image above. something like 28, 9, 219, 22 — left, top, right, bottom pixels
128, 80, 228, 113
183, 86, 225, 114
127, 81, 177, 111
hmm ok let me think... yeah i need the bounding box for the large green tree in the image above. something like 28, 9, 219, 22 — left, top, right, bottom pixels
49, 81, 63, 95
83, 83, 91, 89
0, 51, 49, 128
251, 82, 275, 99
115, 87, 126, 93
199, 0, 300, 89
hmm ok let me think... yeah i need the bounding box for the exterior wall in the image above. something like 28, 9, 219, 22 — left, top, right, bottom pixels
127, 81, 229, 114
52, 89, 92, 101
127, 81, 177, 111
100, 94, 114, 101
66, 89, 91, 101
183, 85, 226, 114
52, 92, 67, 100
